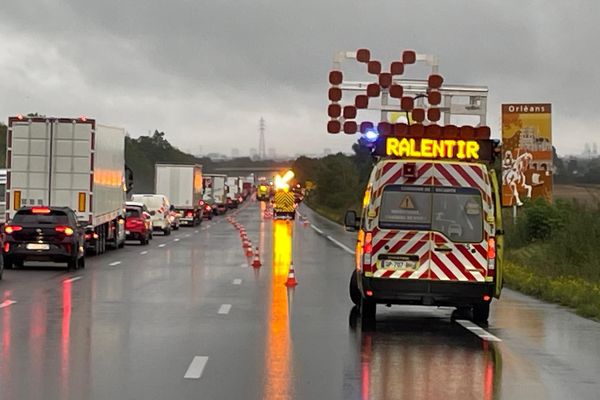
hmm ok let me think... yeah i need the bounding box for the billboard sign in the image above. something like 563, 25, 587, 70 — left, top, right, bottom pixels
501, 104, 552, 206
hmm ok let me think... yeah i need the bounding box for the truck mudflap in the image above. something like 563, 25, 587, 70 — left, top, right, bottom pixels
360, 276, 495, 307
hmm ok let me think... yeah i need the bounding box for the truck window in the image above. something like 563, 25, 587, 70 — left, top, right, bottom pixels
378, 185, 484, 243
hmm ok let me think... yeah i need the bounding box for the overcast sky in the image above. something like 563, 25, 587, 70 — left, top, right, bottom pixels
1, 1, 598, 157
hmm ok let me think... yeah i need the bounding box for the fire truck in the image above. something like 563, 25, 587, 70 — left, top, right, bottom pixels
328, 49, 504, 327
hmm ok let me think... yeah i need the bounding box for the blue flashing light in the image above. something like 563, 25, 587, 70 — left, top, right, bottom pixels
363, 129, 379, 143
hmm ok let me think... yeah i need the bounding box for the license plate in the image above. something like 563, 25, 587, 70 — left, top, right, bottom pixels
382, 259, 417, 271
125, 230, 131, 235
27, 243, 50, 251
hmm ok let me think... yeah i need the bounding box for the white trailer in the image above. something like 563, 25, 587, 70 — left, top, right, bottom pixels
155, 164, 203, 226
203, 174, 227, 214
226, 176, 241, 208
6, 116, 126, 254
0, 169, 6, 224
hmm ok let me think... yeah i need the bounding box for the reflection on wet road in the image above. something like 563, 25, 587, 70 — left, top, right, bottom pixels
0, 201, 598, 399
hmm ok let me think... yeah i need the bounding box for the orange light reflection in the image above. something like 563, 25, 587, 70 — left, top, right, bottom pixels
264, 220, 293, 400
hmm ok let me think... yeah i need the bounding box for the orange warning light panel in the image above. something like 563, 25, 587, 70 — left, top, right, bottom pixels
375, 136, 493, 162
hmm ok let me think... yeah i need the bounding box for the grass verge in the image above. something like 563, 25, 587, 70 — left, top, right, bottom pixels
504, 261, 600, 320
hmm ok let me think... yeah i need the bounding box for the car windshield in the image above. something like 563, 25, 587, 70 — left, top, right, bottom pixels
13, 209, 70, 225
379, 185, 484, 243
132, 196, 163, 210
126, 207, 142, 218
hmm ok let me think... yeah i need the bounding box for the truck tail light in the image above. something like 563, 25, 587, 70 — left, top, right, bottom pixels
4, 225, 23, 234
487, 238, 496, 277
55, 226, 74, 236
363, 231, 374, 272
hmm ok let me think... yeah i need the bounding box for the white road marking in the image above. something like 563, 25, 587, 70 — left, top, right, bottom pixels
158, 244, 166, 248
109, 261, 121, 267
218, 304, 232, 314
140, 251, 148, 255
184, 356, 209, 379
326, 235, 355, 255
63, 276, 82, 283
173, 238, 180, 242
456, 320, 502, 342
232, 279, 242, 285
310, 225, 324, 235
194, 230, 199, 234
185, 234, 191, 238
0, 300, 17, 309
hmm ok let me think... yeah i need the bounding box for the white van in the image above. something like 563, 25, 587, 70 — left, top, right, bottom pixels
130, 194, 172, 235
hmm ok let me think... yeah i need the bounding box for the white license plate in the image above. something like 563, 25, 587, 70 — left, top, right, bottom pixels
27, 243, 50, 251
382, 259, 417, 271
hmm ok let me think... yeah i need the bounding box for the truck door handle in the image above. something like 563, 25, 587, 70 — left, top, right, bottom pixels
434, 246, 452, 252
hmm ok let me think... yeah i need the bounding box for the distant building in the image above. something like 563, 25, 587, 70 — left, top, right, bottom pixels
231, 148, 240, 158
267, 148, 276, 160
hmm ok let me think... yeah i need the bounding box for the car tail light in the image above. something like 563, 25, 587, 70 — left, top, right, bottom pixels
205, 205, 212, 211
3, 242, 10, 252
187, 211, 194, 217
238, 197, 243, 202
55, 226, 74, 236
4, 225, 23, 234
31, 206, 51, 214
487, 238, 496, 277
199, 201, 205, 206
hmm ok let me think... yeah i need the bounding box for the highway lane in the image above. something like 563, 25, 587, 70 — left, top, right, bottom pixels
0, 201, 599, 399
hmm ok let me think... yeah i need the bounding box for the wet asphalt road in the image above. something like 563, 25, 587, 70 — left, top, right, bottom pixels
0, 200, 599, 399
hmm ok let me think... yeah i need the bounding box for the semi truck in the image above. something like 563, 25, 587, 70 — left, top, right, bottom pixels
5, 116, 127, 254
0, 169, 7, 224
203, 174, 228, 214
155, 163, 203, 226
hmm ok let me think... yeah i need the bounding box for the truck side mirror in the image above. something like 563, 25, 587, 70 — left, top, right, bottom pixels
344, 210, 359, 232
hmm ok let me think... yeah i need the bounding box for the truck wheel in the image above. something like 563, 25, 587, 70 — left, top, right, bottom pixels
349, 270, 360, 306
360, 297, 376, 330
473, 302, 490, 323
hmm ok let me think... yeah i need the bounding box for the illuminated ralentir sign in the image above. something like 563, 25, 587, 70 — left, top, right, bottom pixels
385, 137, 482, 160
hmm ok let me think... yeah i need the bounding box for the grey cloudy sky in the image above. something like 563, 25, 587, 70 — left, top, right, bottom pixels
1, 1, 598, 157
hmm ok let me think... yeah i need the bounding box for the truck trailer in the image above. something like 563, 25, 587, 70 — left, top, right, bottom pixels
203, 174, 228, 215
155, 164, 203, 226
5, 116, 127, 254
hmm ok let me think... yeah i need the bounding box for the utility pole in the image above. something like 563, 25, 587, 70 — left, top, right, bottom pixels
259, 117, 266, 160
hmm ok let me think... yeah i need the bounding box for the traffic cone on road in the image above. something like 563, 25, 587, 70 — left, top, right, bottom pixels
246, 243, 253, 258
285, 262, 298, 287
252, 247, 262, 268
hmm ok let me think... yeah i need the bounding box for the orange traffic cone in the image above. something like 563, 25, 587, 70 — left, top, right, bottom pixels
246, 243, 253, 258
285, 262, 298, 287
252, 247, 262, 268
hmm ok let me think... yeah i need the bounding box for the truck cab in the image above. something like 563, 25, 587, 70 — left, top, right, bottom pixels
346, 132, 503, 325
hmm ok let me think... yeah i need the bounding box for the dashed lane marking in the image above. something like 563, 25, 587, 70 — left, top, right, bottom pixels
173, 238, 180, 242
140, 251, 148, 255
63, 276, 82, 283
232, 279, 242, 285
194, 230, 199, 233
184, 356, 209, 379
456, 320, 502, 342
218, 304, 232, 314
326, 235, 355, 255
185, 234, 191, 238
158, 244, 166, 248
109, 261, 122, 267
0, 300, 17, 309
310, 225, 324, 235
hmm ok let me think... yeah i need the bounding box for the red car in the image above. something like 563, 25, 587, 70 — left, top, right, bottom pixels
125, 203, 151, 245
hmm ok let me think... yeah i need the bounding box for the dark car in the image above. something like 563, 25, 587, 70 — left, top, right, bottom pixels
2, 206, 85, 270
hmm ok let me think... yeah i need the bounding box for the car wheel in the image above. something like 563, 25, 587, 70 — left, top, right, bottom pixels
67, 256, 77, 271
349, 270, 360, 306
472, 302, 490, 323
360, 297, 376, 330
78, 256, 85, 269
4, 256, 13, 270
